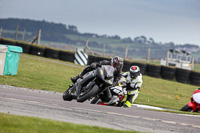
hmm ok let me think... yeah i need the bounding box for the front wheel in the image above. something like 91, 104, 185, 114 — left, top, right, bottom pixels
77, 84, 99, 103
63, 87, 74, 101
180, 104, 193, 112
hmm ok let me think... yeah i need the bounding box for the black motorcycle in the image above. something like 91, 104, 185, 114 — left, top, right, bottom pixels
63, 65, 115, 103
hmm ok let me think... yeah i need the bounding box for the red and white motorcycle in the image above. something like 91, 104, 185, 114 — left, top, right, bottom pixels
180, 89, 200, 112
90, 85, 128, 107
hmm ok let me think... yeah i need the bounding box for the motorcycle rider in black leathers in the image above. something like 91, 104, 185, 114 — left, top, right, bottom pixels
71, 56, 124, 102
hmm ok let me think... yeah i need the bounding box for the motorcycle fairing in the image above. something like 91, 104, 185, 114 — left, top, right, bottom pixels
188, 102, 198, 111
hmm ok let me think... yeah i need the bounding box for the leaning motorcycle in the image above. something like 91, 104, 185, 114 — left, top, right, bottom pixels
63, 65, 115, 103
91, 85, 128, 107
180, 89, 200, 112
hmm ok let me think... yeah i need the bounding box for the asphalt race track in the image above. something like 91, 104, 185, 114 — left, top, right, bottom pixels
0, 85, 200, 133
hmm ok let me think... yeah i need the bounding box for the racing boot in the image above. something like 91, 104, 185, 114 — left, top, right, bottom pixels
70, 75, 80, 83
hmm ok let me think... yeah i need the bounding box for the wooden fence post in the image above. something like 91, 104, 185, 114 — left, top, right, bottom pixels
84, 39, 94, 55
147, 48, 150, 63
37, 29, 41, 45
15, 25, 19, 40
0, 27, 2, 38
22, 29, 26, 41
192, 57, 194, 70
124, 45, 128, 59
166, 50, 169, 66
103, 44, 105, 57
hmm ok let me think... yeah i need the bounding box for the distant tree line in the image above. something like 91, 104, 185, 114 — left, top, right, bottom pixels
0, 18, 200, 61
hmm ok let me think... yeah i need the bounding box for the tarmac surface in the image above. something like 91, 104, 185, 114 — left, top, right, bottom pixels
1, 84, 200, 133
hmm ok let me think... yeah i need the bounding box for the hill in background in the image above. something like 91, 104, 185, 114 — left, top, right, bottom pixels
0, 18, 200, 62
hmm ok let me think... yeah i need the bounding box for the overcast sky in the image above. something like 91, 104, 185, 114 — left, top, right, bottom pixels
0, 0, 200, 45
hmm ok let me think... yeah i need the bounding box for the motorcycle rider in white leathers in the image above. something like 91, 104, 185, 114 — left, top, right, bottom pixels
122, 66, 143, 108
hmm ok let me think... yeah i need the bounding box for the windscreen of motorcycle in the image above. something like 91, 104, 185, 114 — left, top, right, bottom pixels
193, 90, 200, 104
102, 65, 115, 80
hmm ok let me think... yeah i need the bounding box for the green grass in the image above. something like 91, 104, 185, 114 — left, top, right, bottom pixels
0, 54, 83, 92
0, 112, 139, 133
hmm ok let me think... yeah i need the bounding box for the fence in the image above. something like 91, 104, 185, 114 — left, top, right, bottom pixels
0, 37, 200, 86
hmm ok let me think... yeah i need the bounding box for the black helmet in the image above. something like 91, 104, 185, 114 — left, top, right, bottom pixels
129, 66, 140, 79
111, 56, 123, 71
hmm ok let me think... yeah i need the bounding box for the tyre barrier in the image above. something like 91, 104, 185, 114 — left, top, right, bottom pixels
160, 66, 176, 80
59, 50, 75, 63
1, 38, 200, 86
29, 45, 45, 56
0, 38, 17, 46
123, 60, 132, 72
44, 48, 60, 59
146, 64, 161, 78
175, 68, 191, 84
189, 71, 200, 86
87, 55, 96, 65
132, 62, 147, 75
16, 42, 31, 54
87, 55, 111, 65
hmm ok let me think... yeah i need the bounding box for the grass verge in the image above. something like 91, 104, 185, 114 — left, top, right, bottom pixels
0, 112, 139, 133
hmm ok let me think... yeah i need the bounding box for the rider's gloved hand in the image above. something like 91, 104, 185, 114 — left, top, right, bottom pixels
96, 63, 102, 68
90, 62, 101, 69
90, 62, 97, 69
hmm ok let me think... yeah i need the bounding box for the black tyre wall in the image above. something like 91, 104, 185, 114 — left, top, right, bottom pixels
87, 55, 95, 65
132, 62, 147, 75
30, 45, 45, 56
16, 42, 31, 54
175, 68, 191, 83
189, 71, 200, 86
146, 64, 161, 78
44, 48, 60, 59
0, 38, 17, 46
161, 66, 176, 80
59, 50, 75, 63
87, 55, 110, 65
122, 61, 132, 72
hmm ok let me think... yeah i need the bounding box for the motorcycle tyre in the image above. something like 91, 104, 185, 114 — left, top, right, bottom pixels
180, 104, 194, 112
90, 97, 100, 104
63, 88, 73, 101
77, 85, 99, 103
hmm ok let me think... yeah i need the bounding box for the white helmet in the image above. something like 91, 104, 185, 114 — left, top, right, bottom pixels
129, 66, 140, 79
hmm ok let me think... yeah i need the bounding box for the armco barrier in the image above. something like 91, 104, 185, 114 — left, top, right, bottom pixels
59, 50, 75, 62
30, 45, 46, 56
175, 68, 191, 83
160, 66, 176, 80
146, 64, 161, 78
44, 47, 60, 59
189, 71, 200, 86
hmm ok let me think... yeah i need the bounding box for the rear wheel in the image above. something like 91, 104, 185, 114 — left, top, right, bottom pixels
90, 97, 100, 104
77, 85, 99, 103
180, 104, 193, 112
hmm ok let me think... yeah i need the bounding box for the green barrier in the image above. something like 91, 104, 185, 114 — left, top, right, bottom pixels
3, 45, 23, 75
